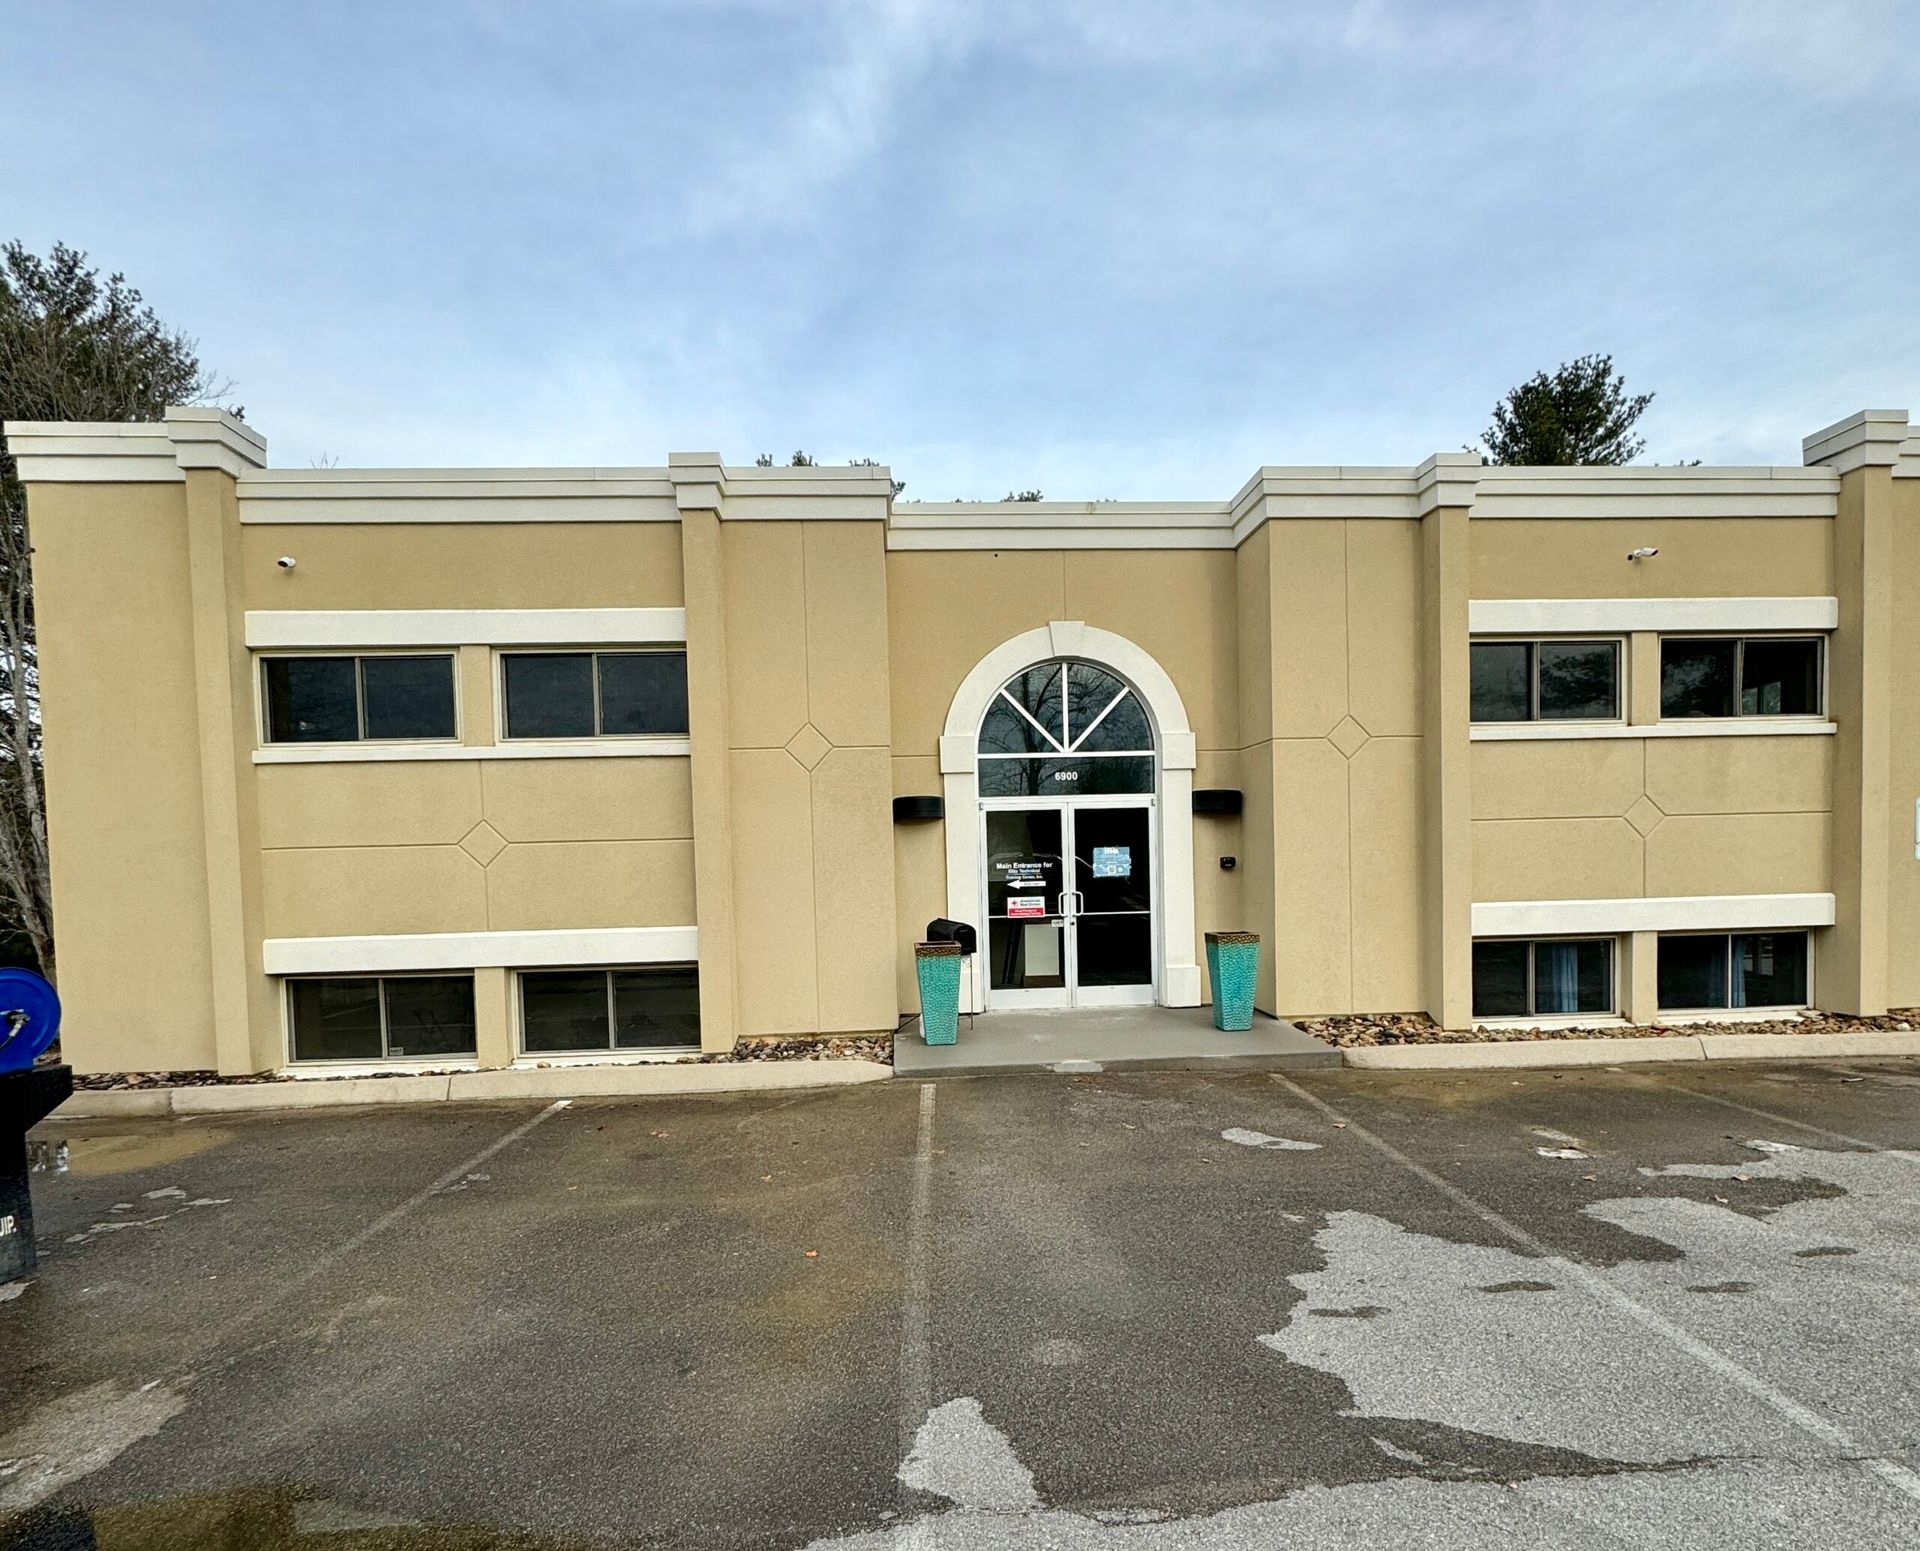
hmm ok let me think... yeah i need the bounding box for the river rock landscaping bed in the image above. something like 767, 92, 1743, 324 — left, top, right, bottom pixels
1299, 1010, 1920, 1048
65, 1032, 893, 1091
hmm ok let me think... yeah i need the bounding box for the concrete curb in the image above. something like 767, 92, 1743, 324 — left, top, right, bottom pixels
50, 1059, 894, 1118
1341, 1030, 1920, 1071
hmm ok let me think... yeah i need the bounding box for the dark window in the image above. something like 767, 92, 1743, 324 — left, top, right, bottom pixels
999, 664, 1066, 745
1538, 641, 1620, 720
613, 967, 702, 1048
1470, 640, 1619, 723
1659, 932, 1810, 1010
288, 975, 475, 1062
361, 656, 457, 741
1472, 938, 1614, 1018
288, 977, 382, 1061
1469, 642, 1531, 723
503, 653, 596, 739
597, 653, 689, 736
263, 655, 456, 744
1471, 940, 1530, 1017
1534, 939, 1612, 1014
978, 661, 1153, 789
1657, 934, 1729, 1009
1741, 639, 1821, 717
264, 657, 360, 743
1734, 932, 1809, 1008
521, 967, 700, 1053
979, 698, 1054, 755
977, 756, 1154, 797
380, 976, 478, 1057
1662, 638, 1822, 719
502, 651, 689, 739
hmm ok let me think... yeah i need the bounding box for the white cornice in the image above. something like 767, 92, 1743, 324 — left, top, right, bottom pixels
1802, 409, 1910, 475
1468, 465, 1837, 520
666, 454, 893, 520
1468, 595, 1838, 634
5, 410, 268, 483
890, 501, 1237, 550
164, 406, 267, 477
239, 469, 678, 524
244, 607, 686, 648
4, 422, 183, 482
1415, 452, 1483, 515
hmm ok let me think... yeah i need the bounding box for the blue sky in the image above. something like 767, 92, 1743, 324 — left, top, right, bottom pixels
6, 1, 1917, 497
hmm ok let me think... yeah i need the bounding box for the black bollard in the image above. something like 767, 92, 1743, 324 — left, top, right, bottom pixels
1, 1063, 74, 1282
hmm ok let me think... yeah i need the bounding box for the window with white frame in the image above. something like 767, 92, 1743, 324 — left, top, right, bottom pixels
500, 651, 689, 740
1469, 640, 1621, 724
262, 654, 457, 743
1472, 937, 1615, 1019
1660, 637, 1822, 719
1657, 931, 1810, 1010
975, 659, 1155, 796
519, 966, 700, 1053
287, 975, 476, 1062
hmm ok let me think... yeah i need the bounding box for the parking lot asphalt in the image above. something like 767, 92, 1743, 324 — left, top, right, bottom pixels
2, 1058, 1918, 1549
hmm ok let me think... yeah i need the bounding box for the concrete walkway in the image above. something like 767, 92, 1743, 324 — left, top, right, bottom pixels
893, 1004, 1338, 1076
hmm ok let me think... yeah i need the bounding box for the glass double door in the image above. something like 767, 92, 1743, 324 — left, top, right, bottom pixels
983, 801, 1154, 1008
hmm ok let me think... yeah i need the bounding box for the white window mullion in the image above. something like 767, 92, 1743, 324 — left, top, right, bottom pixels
1003, 688, 1064, 752
1070, 686, 1131, 752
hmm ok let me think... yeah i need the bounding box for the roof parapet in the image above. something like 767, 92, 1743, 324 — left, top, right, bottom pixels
1802, 410, 1910, 475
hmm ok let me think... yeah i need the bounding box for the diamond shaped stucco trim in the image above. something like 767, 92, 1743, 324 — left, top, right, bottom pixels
785, 723, 832, 771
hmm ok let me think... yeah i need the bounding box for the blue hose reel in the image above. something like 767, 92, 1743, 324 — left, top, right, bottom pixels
0, 970, 61, 1073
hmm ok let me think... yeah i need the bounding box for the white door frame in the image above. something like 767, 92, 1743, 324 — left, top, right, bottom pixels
978, 796, 1158, 1010
940, 621, 1200, 1016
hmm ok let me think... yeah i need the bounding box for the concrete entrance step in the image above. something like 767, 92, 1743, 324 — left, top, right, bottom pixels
893, 1004, 1339, 1077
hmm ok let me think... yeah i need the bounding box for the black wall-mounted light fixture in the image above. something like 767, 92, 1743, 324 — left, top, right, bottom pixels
1193, 789, 1243, 816
893, 795, 944, 823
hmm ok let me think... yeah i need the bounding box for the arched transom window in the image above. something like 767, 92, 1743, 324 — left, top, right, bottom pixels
977, 660, 1154, 797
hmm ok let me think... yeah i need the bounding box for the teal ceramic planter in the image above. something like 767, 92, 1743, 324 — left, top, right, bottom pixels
1205, 931, 1260, 1031
915, 941, 963, 1045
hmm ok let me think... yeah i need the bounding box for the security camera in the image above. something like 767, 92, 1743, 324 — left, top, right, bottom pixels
1627, 547, 1659, 561
276, 556, 297, 570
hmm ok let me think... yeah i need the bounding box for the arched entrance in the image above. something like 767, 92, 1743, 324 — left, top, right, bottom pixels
938, 622, 1201, 1015
979, 660, 1157, 1007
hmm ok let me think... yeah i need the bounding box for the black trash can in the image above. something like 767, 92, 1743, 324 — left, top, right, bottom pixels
2, 1063, 74, 1282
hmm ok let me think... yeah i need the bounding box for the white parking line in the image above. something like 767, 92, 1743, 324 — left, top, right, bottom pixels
900, 1084, 937, 1466
1270, 1074, 1920, 1505
1647, 1078, 1920, 1161
179, 1099, 575, 1381
4, 1100, 575, 1519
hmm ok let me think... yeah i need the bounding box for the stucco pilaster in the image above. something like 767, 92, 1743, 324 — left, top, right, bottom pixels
1417, 455, 1479, 1030
670, 461, 740, 1051
1804, 411, 1904, 1016
172, 411, 273, 1073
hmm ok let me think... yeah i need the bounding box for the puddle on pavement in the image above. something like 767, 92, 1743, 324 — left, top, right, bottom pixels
52, 1128, 232, 1179
2, 1485, 585, 1549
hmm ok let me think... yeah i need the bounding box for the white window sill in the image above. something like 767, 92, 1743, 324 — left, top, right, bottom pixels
280, 1058, 481, 1079
1652, 1006, 1812, 1026
1470, 721, 1835, 743
513, 1050, 699, 1068
255, 739, 692, 764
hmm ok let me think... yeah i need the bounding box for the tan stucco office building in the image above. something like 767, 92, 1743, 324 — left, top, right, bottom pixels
9, 406, 1920, 1075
